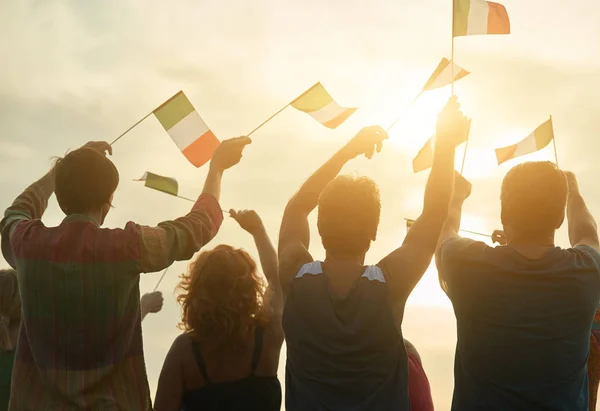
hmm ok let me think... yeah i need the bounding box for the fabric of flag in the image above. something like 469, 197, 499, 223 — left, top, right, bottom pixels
290, 83, 357, 129
495, 118, 554, 165
136, 172, 179, 196
422, 58, 470, 91
153, 91, 220, 167
453, 0, 510, 37
413, 136, 435, 173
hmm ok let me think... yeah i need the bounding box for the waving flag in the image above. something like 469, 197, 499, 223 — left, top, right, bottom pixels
422, 58, 470, 91
453, 0, 510, 37
291, 83, 357, 129
413, 136, 435, 173
154, 91, 220, 167
495, 118, 554, 165
136, 172, 178, 196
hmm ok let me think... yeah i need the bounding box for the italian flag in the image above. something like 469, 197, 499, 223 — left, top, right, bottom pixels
422, 58, 470, 92
136, 172, 179, 196
495, 118, 554, 165
291, 83, 357, 129
154, 91, 220, 167
453, 0, 510, 37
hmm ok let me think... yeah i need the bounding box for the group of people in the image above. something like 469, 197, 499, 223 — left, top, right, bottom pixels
0, 96, 599, 410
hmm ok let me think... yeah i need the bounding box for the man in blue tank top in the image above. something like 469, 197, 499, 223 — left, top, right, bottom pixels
278, 97, 471, 410
436, 165, 600, 410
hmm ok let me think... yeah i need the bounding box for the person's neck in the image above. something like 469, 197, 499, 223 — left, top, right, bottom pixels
74, 210, 103, 225
506, 230, 555, 257
324, 252, 366, 266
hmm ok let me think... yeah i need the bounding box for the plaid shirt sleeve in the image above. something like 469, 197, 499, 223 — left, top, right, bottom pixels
0, 170, 54, 267
131, 193, 224, 273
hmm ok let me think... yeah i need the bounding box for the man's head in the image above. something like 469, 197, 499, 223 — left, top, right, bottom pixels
501, 161, 567, 241
54, 147, 119, 224
317, 175, 381, 256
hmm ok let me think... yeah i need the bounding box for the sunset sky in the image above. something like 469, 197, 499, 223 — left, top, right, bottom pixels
1, 0, 600, 408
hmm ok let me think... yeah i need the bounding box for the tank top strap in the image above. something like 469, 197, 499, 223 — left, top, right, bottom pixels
191, 339, 211, 384
250, 327, 264, 375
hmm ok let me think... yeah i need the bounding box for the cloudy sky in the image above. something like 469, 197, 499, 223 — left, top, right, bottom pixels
1, 0, 600, 408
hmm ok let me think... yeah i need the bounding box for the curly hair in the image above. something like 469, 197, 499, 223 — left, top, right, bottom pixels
317, 175, 381, 255
177, 245, 270, 352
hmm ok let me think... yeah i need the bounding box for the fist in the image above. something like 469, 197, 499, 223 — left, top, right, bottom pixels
453, 171, 472, 201
436, 97, 471, 148
141, 292, 164, 315
492, 230, 507, 245
81, 141, 112, 156
210, 136, 252, 171
230, 209, 265, 236
342, 126, 388, 160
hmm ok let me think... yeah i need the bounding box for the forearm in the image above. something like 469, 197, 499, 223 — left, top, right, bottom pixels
423, 142, 455, 218
287, 148, 350, 214
567, 189, 598, 247
201, 167, 223, 202
253, 229, 279, 285
8, 168, 55, 220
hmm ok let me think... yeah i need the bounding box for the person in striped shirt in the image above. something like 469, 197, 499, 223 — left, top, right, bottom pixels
0, 137, 251, 411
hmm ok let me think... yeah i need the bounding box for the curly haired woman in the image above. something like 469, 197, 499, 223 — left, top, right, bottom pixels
154, 209, 283, 411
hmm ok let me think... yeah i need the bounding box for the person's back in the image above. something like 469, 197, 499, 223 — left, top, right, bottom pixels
437, 163, 600, 411
155, 210, 283, 411
0, 139, 250, 410
278, 102, 470, 410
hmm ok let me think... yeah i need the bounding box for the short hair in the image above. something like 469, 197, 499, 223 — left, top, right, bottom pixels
54, 148, 119, 215
501, 161, 567, 236
317, 175, 381, 255
177, 245, 270, 352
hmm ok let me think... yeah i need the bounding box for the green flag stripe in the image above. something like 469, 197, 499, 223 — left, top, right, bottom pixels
153, 91, 196, 131
291, 83, 334, 113
145, 172, 178, 196
422, 58, 450, 91
453, 0, 470, 37
534, 118, 554, 149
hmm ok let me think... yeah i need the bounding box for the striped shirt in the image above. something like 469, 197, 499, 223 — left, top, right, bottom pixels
0, 172, 223, 410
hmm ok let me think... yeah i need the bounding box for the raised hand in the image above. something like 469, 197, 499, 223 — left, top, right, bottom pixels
453, 171, 472, 201
230, 209, 265, 236
141, 291, 164, 318
81, 141, 112, 156
210, 136, 252, 172
436, 97, 471, 148
341, 126, 388, 160
492, 230, 507, 245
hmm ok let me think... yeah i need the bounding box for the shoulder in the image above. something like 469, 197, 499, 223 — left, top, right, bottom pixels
166, 333, 194, 363
436, 236, 489, 266
568, 245, 600, 270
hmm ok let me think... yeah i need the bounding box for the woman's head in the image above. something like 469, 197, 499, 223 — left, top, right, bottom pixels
0, 269, 20, 351
177, 245, 269, 351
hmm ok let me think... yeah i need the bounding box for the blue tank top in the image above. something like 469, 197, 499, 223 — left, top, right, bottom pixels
182, 328, 282, 411
282, 261, 409, 410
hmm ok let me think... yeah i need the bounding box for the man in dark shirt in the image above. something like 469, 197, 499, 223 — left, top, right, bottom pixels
436, 164, 600, 410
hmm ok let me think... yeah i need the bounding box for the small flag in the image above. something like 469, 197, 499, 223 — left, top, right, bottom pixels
154, 91, 220, 167
413, 136, 435, 173
422, 58, 470, 92
136, 172, 178, 196
453, 0, 510, 38
495, 118, 554, 165
291, 83, 357, 129
406, 219, 416, 231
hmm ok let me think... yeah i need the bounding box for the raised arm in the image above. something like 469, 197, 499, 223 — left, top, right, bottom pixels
278, 126, 388, 292
0, 141, 112, 267
378, 97, 471, 301
565, 171, 599, 249
137, 137, 251, 273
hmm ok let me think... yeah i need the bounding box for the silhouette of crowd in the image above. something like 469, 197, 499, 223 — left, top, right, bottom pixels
1, 97, 599, 411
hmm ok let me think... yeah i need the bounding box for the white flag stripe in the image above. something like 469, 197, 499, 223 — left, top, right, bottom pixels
467, 0, 490, 35
166, 110, 211, 151
511, 131, 538, 158
308, 100, 348, 124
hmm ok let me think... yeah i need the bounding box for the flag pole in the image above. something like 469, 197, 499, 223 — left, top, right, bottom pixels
153, 266, 169, 292
110, 112, 153, 146
550, 115, 558, 167
386, 92, 423, 132
246, 103, 291, 137
404, 218, 489, 238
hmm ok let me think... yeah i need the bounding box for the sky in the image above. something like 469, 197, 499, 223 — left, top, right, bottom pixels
1, 0, 600, 408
